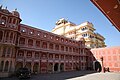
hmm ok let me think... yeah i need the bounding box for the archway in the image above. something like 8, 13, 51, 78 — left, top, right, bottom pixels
4, 61, 9, 72
76, 63, 79, 70
94, 61, 102, 72
25, 62, 31, 71
48, 63, 53, 73
54, 63, 59, 72
60, 63, 64, 72
15, 62, 23, 71
33, 63, 39, 73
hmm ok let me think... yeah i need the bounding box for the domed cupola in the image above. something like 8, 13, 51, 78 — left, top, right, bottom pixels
0, 6, 10, 14
12, 9, 20, 17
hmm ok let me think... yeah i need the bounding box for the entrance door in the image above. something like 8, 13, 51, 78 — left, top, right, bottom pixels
95, 61, 102, 72
54, 63, 59, 72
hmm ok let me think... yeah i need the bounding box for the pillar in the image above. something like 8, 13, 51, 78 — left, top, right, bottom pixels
4, 31, 7, 42
64, 62, 66, 71
58, 63, 60, 72
52, 62, 54, 73
23, 50, 27, 67
38, 62, 40, 73
8, 32, 11, 43
8, 61, 11, 72
33, 40, 36, 48
17, 36, 20, 46
31, 62, 34, 73
1, 31, 4, 42
25, 38, 28, 47
2, 61, 5, 72
100, 56, 104, 73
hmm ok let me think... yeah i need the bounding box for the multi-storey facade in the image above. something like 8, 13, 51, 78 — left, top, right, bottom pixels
52, 18, 106, 48
0, 6, 119, 78
0, 7, 87, 77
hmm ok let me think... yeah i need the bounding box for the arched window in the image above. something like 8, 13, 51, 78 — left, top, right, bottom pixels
0, 31, 3, 42
9, 18, 12, 23
28, 39, 33, 46
61, 46, 64, 51
10, 32, 13, 41
69, 47, 72, 52
55, 45, 59, 50
18, 50, 24, 57
42, 42, 47, 48
7, 47, 11, 55
2, 47, 7, 57
13, 19, 16, 24
4, 61, 9, 72
0, 61, 4, 72
27, 52, 32, 58
36, 41, 40, 47
1, 16, 7, 25
5, 32, 9, 41
35, 52, 39, 58
19, 37, 25, 45
49, 43, 53, 49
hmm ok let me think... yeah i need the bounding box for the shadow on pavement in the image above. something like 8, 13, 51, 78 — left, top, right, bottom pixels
0, 70, 96, 80
32, 70, 96, 80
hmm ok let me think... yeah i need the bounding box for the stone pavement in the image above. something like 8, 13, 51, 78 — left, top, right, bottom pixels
66, 72, 120, 80
0, 71, 120, 80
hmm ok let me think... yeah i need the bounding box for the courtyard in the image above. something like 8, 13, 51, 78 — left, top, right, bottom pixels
1, 71, 120, 80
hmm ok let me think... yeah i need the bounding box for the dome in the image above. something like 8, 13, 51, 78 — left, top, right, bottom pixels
1, 7, 10, 14
12, 9, 20, 17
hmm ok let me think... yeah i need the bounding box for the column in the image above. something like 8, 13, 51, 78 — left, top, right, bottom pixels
23, 50, 27, 67
8, 32, 11, 43
13, 33, 16, 44
52, 62, 54, 73
25, 38, 28, 47
59, 45, 61, 51
64, 62, 66, 71
38, 61, 40, 73
17, 36, 20, 46
31, 62, 34, 73
33, 40, 36, 48
58, 63, 60, 72
10, 47, 12, 58
32, 51, 35, 59
8, 61, 11, 72
4, 31, 7, 42
2, 61, 5, 72
1, 31, 4, 42
5, 47, 8, 57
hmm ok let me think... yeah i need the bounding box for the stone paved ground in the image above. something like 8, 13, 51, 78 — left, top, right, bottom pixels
66, 72, 120, 80
0, 71, 120, 80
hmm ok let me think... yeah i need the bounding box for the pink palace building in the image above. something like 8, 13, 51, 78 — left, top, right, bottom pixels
0, 6, 120, 77
0, 7, 87, 77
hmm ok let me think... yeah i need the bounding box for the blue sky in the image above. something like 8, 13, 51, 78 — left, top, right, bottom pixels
1, 0, 120, 47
